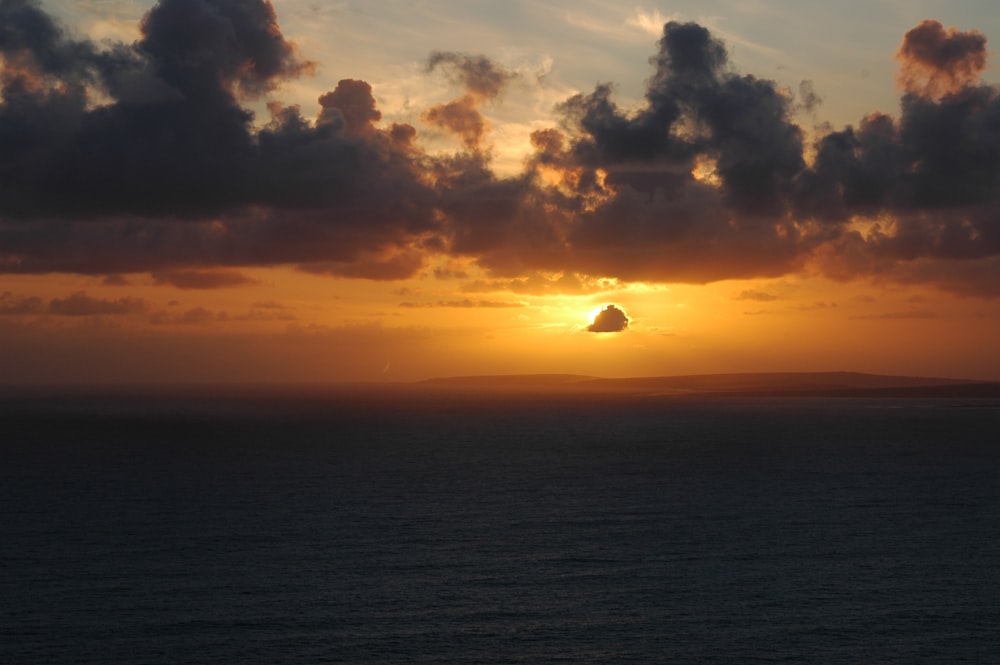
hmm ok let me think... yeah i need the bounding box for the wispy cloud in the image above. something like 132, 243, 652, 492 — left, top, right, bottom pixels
48, 292, 147, 317
850, 310, 938, 320
399, 299, 525, 308
626, 8, 679, 36
733, 289, 779, 302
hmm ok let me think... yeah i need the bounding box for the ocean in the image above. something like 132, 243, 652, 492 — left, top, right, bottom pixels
2, 387, 998, 663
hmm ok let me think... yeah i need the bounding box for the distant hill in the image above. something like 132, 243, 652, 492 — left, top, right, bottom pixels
418, 372, 1000, 397
421, 374, 596, 387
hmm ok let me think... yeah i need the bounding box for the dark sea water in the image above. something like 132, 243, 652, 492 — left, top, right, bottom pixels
2, 388, 998, 663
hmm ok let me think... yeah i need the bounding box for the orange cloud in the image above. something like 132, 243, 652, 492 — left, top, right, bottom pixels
896, 20, 987, 99
423, 95, 488, 151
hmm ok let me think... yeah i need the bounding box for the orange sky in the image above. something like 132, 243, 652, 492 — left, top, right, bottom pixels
1, 1, 999, 383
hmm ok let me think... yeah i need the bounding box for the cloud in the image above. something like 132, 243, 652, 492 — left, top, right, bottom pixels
138, 0, 313, 99
427, 51, 516, 101
850, 309, 938, 320
48, 291, 146, 316
626, 9, 678, 37
176, 307, 219, 325
149, 306, 224, 325
440, 20, 812, 283
433, 267, 470, 280
317, 79, 382, 135
0, 0, 434, 276
461, 272, 622, 295
797, 80, 822, 113
297, 247, 427, 280
896, 20, 987, 99
399, 299, 524, 308
232, 308, 296, 322
1, 4, 1000, 297
796, 301, 836, 311
560, 21, 804, 214
151, 269, 257, 289
421, 53, 517, 153
734, 289, 779, 302
423, 95, 489, 151
0, 292, 43, 315
587, 304, 629, 332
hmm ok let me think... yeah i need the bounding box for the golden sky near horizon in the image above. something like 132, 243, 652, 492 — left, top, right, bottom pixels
1, 0, 999, 382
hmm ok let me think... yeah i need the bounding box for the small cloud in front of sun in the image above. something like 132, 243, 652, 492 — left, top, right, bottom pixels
587, 304, 629, 333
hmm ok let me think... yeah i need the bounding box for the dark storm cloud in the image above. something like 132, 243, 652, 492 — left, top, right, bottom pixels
0, 0, 96, 80
792, 88, 1000, 280
432, 19, 1000, 294
143, 0, 313, 92
0, 0, 297, 219
790, 22, 1000, 285
555, 21, 804, 214
438, 21, 812, 283
0, 0, 434, 277
317, 79, 382, 134
587, 304, 629, 333
2, 3, 1000, 296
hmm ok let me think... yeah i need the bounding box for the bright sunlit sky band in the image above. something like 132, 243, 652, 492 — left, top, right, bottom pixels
1, 0, 999, 382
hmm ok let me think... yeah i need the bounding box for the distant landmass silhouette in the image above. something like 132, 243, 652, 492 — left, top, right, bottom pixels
419, 372, 1000, 397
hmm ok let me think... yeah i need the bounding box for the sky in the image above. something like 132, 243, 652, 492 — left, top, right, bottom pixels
1, 0, 1000, 383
